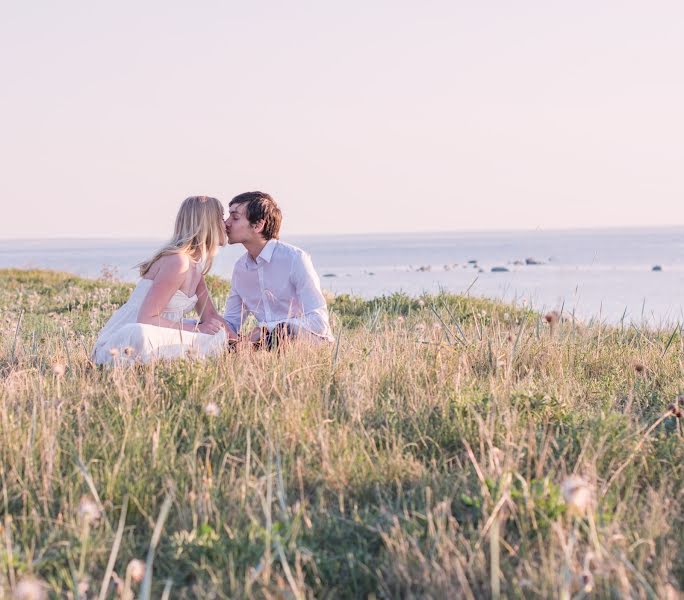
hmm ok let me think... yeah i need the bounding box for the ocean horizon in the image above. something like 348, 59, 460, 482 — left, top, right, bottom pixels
2, 227, 683, 325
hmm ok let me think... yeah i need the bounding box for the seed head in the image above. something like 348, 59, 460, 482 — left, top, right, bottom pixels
204, 402, 220, 417
560, 475, 593, 518
77, 577, 90, 596
78, 495, 101, 525
544, 311, 560, 324
52, 363, 66, 377
109, 348, 119, 357
580, 571, 594, 593
396, 316, 405, 324
13, 577, 48, 600
668, 403, 683, 419
123, 346, 134, 356
126, 559, 146, 583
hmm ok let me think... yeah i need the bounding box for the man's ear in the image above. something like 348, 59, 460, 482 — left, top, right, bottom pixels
252, 219, 265, 234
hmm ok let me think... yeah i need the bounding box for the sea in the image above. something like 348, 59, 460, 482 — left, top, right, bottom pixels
2, 228, 683, 325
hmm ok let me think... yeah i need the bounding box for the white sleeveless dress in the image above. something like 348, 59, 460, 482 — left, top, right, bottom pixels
92, 279, 227, 365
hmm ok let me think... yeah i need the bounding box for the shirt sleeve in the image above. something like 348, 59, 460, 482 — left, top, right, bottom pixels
223, 278, 246, 335
268, 251, 333, 341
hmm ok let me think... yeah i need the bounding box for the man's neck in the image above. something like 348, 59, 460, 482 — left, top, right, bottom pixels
244, 238, 269, 261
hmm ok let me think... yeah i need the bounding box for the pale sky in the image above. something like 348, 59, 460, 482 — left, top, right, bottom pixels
2, 1, 683, 238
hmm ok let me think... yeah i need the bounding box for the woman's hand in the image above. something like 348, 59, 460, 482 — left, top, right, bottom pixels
198, 317, 224, 335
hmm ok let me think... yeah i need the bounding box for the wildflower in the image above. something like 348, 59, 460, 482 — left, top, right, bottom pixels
109, 348, 119, 358
52, 363, 65, 377
13, 577, 48, 600
78, 495, 101, 525
417, 299, 425, 308
126, 559, 146, 583
204, 402, 220, 417
560, 476, 592, 518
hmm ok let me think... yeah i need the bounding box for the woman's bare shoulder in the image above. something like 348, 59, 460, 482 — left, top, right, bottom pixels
144, 253, 190, 280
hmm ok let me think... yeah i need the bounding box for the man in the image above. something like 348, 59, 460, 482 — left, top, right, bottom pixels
223, 191, 334, 347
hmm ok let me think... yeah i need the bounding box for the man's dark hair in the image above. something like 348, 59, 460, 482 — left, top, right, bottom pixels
229, 191, 282, 240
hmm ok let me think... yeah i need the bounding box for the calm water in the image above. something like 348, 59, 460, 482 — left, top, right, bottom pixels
2, 228, 683, 324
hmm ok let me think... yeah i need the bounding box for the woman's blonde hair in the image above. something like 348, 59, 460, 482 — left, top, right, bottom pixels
138, 196, 225, 277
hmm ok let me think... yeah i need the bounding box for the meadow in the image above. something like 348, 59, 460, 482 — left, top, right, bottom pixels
1, 268, 683, 599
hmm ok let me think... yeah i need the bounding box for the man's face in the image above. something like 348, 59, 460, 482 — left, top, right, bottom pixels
225, 202, 258, 245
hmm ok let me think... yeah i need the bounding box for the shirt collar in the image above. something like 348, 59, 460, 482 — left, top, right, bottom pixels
257, 239, 278, 263
244, 239, 278, 269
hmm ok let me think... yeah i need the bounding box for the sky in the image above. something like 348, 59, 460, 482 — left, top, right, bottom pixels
1, 1, 683, 239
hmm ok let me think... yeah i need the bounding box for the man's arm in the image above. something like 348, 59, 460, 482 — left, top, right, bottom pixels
267, 252, 333, 341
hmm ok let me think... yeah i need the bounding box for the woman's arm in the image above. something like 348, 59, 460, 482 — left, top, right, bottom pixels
195, 276, 238, 339
137, 255, 220, 334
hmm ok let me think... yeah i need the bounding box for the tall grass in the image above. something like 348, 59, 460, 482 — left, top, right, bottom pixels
1, 268, 683, 598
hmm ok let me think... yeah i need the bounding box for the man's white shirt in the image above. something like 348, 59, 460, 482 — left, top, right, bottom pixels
223, 239, 334, 341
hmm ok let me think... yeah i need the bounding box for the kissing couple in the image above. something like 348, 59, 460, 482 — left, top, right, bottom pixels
92, 192, 334, 365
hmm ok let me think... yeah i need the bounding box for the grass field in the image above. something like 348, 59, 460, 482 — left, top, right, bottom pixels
1, 268, 683, 598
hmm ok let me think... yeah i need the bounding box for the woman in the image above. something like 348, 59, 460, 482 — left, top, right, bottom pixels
93, 196, 236, 365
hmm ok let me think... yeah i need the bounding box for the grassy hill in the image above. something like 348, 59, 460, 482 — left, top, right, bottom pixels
0, 268, 683, 598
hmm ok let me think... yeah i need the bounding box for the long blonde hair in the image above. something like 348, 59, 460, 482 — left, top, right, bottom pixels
138, 196, 225, 277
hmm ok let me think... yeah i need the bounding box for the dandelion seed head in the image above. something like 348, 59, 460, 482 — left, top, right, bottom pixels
13, 577, 48, 600
78, 495, 101, 525
126, 559, 146, 583
560, 475, 592, 517
204, 402, 220, 417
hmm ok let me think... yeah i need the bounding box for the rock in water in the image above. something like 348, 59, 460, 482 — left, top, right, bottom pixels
525, 257, 543, 265
491, 266, 509, 273
652, 265, 663, 272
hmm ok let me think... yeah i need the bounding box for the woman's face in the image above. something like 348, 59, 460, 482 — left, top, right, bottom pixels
217, 208, 228, 248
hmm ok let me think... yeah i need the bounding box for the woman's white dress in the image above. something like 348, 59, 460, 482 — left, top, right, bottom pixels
92, 279, 227, 365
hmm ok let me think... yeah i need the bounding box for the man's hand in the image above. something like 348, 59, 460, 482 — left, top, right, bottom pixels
247, 326, 267, 344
